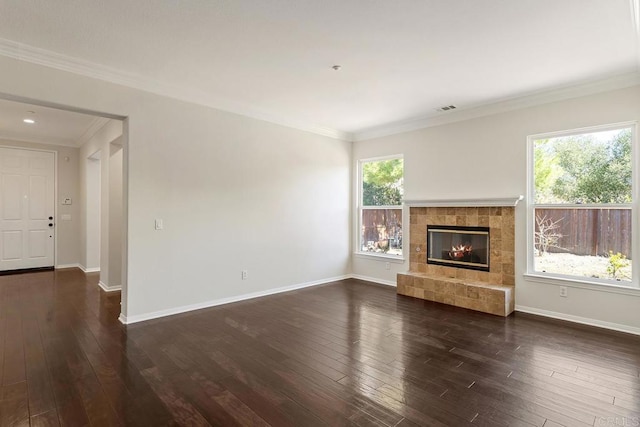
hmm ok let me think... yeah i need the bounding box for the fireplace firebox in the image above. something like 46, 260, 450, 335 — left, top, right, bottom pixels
427, 225, 490, 272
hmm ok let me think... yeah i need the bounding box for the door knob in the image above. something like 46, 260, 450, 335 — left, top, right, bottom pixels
48, 216, 53, 220
48, 223, 53, 227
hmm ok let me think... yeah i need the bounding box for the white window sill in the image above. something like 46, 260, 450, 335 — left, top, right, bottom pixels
354, 252, 405, 263
523, 273, 640, 296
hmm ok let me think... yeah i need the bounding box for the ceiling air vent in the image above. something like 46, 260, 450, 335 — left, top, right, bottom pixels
436, 105, 457, 112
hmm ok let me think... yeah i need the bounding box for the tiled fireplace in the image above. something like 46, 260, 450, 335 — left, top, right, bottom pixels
397, 200, 519, 316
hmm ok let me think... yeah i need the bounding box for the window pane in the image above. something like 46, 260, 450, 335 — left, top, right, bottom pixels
361, 208, 402, 255
362, 158, 404, 206
534, 207, 632, 282
534, 128, 631, 204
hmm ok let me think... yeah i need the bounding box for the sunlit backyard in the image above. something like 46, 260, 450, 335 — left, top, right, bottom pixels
535, 252, 632, 282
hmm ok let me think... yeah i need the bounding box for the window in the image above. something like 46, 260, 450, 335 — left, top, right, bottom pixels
358, 156, 404, 257
528, 123, 636, 285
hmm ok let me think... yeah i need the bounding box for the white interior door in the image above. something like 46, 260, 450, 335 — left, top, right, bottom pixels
0, 148, 55, 271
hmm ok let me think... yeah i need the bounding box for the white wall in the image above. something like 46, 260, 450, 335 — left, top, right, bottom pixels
353, 85, 640, 333
79, 120, 123, 289
108, 142, 123, 287
0, 139, 80, 267
84, 155, 101, 271
0, 56, 351, 322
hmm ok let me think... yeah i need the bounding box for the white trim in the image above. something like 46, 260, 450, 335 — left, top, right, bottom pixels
351, 274, 397, 287
114, 272, 639, 337
515, 305, 640, 336
119, 275, 350, 324
76, 117, 111, 147
0, 145, 58, 271
0, 117, 112, 149
53, 150, 58, 273
631, 0, 640, 69
527, 122, 638, 288
354, 253, 405, 263
523, 273, 640, 294
404, 196, 523, 208
79, 264, 100, 273
55, 263, 80, 270
2, 39, 637, 143
528, 120, 637, 140
98, 280, 121, 293
355, 155, 405, 259
354, 72, 640, 141
0, 134, 79, 148
0, 38, 350, 142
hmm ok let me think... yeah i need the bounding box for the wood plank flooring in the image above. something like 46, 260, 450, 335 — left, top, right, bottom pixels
1, 269, 639, 426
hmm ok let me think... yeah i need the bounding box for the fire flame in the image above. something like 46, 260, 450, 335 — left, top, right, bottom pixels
451, 244, 472, 253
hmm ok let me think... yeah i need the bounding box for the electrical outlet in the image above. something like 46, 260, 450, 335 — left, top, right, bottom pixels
385, 262, 390, 270
241, 270, 248, 280
559, 286, 568, 297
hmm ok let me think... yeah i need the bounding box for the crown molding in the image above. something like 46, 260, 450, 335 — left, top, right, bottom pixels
0, 38, 351, 141
76, 116, 111, 147
0, 117, 110, 148
0, 134, 78, 148
353, 71, 640, 142
1, 37, 637, 144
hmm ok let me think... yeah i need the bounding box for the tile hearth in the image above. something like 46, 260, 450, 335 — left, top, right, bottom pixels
397, 206, 515, 316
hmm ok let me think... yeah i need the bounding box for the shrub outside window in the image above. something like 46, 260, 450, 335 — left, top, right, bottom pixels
529, 124, 636, 285
358, 156, 404, 257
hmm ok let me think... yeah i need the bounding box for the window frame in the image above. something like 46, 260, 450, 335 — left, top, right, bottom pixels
355, 154, 405, 261
526, 121, 638, 289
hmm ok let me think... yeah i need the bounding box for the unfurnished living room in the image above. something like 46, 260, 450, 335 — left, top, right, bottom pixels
0, 1, 639, 426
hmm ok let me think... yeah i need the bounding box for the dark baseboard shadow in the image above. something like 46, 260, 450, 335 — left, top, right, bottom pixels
0, 266, 55, 276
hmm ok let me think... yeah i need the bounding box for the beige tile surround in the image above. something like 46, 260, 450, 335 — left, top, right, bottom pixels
397, 206, 515, 316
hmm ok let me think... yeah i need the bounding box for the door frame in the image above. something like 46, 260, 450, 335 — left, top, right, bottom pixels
0, 144, 58, 268
0, 93, 129, 320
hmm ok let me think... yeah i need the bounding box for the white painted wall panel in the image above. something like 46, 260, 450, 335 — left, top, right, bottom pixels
2, 175, 22, 220
2, 230, 21, 260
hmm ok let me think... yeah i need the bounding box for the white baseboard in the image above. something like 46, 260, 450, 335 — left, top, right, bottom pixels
515, 305, 640, 336
98, 280, 121, 293
55, 263, 79, 270
351, 274, 397, 287
114, 269, 640, 337
119, 274, 351, 325
79, 264, 100, 273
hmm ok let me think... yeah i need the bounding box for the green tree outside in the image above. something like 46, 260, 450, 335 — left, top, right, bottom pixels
534, 129, 632, 204
362, 158, 404, 205
361, 158, 404, 254
533, 128, 633, 281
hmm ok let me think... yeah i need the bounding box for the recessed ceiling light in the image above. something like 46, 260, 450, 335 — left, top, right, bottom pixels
23, 118, 35, 124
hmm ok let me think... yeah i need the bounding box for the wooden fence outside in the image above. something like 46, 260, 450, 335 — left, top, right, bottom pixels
362, 209, 403, 248
535, 208, 632, 258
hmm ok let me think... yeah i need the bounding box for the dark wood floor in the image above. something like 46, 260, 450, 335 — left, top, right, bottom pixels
1, 270, 639, 426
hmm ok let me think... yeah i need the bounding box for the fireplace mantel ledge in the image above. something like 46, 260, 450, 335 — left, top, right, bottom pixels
404, 195, 524, 208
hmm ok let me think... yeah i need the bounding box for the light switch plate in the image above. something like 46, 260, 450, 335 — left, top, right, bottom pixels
155, 219, 163, 230
62, 198, 72, 205
61, 214, 72, 221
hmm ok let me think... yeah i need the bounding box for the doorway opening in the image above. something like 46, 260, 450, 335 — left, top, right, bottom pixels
0, 95, 128, 318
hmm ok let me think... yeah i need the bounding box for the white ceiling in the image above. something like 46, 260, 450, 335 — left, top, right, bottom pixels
0, 98, 107, 147
0, 0, 638, 141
